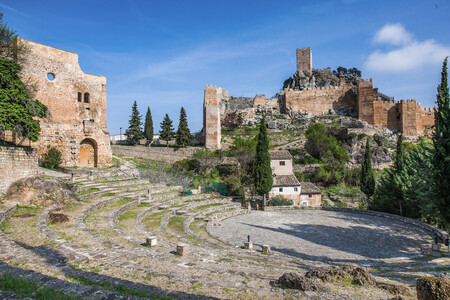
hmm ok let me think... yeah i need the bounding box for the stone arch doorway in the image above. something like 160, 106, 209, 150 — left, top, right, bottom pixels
80, 138, 98, 168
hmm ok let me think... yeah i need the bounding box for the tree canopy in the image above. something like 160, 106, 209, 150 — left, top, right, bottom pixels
0, 57, 47, 142
254, 116, 272, 207
433, 57, 450, 226
125, 101, 142, 145
143, 107, 153, 145
159, 114, 175, 145
175, 107, 192, 147
360, 138, 375, 200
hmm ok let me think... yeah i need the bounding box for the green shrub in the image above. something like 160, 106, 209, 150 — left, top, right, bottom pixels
269, 195, 293, 206
41, 146, 62, 169
295, 172, 305, 182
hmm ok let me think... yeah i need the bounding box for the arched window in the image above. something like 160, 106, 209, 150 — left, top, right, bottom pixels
77, 92, 82, 102
84, 93, 90, 103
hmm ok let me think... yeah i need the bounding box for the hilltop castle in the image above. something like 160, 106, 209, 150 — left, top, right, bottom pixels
203, 47, 435, 150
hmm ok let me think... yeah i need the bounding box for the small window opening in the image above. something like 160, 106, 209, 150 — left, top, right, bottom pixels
279, 161, 285, 166
294, 187, 298, 192
47, 73, 55, 81
309, 194, 312, 198
77, 92, 82, 102
84, 93, 90, 103
279, 188, 283, 192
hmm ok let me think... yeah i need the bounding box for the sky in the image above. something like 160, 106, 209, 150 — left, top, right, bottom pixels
2, 0, 450, 133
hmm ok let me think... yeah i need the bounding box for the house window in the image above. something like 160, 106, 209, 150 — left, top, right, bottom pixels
309, 194, 312, 198
294, 187, 298, 192
279, 161, 285, 166
77, 92, 82, 102
302, 201, 308, 206
84, 93, 90, 103
279, 188, 283, 192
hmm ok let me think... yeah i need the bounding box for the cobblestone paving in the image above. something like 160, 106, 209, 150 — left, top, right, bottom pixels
211, 210, 434, 263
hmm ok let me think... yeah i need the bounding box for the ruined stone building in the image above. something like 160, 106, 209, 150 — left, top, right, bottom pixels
203, 47, 435, 150
2, 39, 112, 168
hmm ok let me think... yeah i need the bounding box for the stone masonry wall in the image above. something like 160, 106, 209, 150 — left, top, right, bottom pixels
283, 84, 357, 115
203, 85, 226, 151
0, 146, 38, 196
13, 39, 112, 167
111, 145, 196, 163
296, 47, 312, 72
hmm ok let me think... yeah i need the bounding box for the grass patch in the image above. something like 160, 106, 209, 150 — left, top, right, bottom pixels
190, 203, 223, 213
0, 274, 77, 300
101, 193, 116, 197
324, 185, 362, 200
167, 215, 185, 234
79, 188, 100, 195
65, 275, 169, 299
118, 209, 138, 221
143, 210, 169, 229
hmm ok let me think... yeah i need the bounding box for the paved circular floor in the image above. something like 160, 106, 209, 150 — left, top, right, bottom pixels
211, 210, 433, 263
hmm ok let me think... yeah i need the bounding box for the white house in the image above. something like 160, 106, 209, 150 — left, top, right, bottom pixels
268, 150, 321, 206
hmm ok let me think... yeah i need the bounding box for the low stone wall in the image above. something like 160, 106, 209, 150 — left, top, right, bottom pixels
112, 145, 196, 163
264, 206, 449, 242
0, 146, 38, 196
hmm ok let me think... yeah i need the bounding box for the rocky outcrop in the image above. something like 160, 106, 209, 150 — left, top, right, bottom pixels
277, 266, 375, 292
4, 176, 78, 208
416, 275, 450, 300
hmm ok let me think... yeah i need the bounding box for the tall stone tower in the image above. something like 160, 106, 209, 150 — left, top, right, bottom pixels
296, 47, 312, 72
203, 85, 227, 151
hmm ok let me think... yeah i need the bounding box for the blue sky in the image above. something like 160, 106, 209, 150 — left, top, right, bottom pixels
2, 0, 450, 133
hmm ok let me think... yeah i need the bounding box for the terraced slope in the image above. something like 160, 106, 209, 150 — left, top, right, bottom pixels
0, 156, 448, 299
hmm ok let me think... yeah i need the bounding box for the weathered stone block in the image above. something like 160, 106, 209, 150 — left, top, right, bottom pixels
244, 242, 253, 250
177, 243, 189, 256
146, 236, 158, 247
262, 244, 271, 254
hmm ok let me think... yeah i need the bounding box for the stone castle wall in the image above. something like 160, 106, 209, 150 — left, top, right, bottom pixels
0, 146, 38, 196
111, 145, 196, 163
202, 47, 435, 150
282, 83, 357, 115
4, 39, 112, 167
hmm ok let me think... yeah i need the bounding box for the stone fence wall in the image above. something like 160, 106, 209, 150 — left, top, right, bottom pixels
0, 146, 38, 196
265, 206, 449, 242
112, 145, 196, 163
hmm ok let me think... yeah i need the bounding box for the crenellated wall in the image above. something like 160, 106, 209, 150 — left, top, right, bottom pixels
202, 47, 436, 150
283, 83, 357, 115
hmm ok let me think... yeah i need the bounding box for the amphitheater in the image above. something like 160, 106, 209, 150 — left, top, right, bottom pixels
0, 156, 449, 299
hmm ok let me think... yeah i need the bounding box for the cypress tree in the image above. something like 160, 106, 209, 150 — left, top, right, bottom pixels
125, 101, 142, 145
159, 114, 175, 146
175, 107, 193, 147
433, 57, 450, 225
143, 107, 154, 145
254, 116, 272, 209
360, 138, 375, 201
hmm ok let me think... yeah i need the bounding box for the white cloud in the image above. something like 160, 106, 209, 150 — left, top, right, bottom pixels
372, 23, 412, 46
366, 24, 450, 72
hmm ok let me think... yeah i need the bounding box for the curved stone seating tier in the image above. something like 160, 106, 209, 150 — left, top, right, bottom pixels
160, 197, 233, 247
2, 164, 448, 299
78, 178, 158, 192
183, 203, 241, 248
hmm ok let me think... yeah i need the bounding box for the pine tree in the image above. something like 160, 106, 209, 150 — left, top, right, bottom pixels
433, 57, 450, 226
125, 101, 142, 145
175, 107, 193, 147
254, 116, 272, 209
360, 138, 375, 201
159, 114, 175, 146
143, 107, 154, 145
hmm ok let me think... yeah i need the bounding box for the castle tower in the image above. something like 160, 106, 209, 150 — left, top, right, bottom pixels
296, 47, 312, 72
203, 85, 227, 151
357, 79, 375, 125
